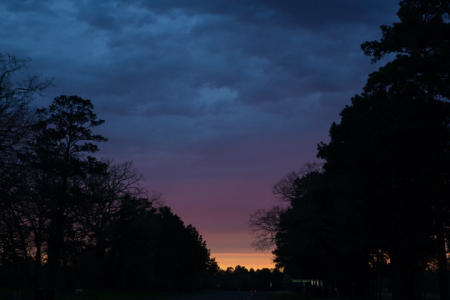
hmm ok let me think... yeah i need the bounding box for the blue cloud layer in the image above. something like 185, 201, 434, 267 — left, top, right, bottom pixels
0, 0, 400, 176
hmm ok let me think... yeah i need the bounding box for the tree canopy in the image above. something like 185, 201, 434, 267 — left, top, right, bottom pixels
0, 61, 217, 292
252, 1, 449, 299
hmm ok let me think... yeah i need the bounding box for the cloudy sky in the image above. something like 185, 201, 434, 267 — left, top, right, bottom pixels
1, 0, 399, 268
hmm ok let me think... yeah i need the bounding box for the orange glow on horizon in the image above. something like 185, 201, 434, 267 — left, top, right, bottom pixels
213, 252, 275, 270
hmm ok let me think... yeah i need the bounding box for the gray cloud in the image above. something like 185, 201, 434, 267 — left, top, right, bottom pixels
0, 0, 400, 160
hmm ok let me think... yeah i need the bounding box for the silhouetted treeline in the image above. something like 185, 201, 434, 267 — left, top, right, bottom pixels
251, 1, 449, 300
213, 266, 285, 291
0, 54, 217, 292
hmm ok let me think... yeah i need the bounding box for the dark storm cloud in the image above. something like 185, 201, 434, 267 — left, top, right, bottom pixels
0, 0, 400, 162
125, 0, 397, 29
2, 0, 397, 154
1, 0, 396, 111
0, 0, 54, 14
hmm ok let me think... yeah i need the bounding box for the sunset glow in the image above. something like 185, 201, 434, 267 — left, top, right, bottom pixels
213, 252, 275, 270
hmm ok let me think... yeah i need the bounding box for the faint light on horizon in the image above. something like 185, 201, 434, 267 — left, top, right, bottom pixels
213, 252, 275, 270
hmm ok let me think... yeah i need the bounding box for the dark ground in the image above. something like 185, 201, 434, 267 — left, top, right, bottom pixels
171, 291, 260, 300
0, 289, 301, 300
169, 291, 299, 300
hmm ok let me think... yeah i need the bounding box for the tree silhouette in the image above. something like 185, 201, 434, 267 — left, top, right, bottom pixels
0, 92, 218, 293
251, 1, 449, 299
0, 50, 221, 294
360, 1, 449, 298
0, 53, 49, 160
318, 89, 448, 300
319, 0, 449, 298
27, 95, 107, 288
0, 53, 50, 290
152, 207, 212, 290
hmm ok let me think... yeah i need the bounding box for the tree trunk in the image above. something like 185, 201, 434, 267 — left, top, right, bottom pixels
391, 247, 424, 300
47, 213, 64, 289
34, 238, 41, 288
47, 175, 68, 289
436, 219, 448, 300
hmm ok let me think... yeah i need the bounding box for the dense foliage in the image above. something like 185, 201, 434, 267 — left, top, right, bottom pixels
252, 1, 449, 299
215, 266, 285, 291
0, 59, 216, 291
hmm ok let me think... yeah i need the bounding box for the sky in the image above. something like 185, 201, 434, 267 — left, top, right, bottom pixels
0, 0, 399, 269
